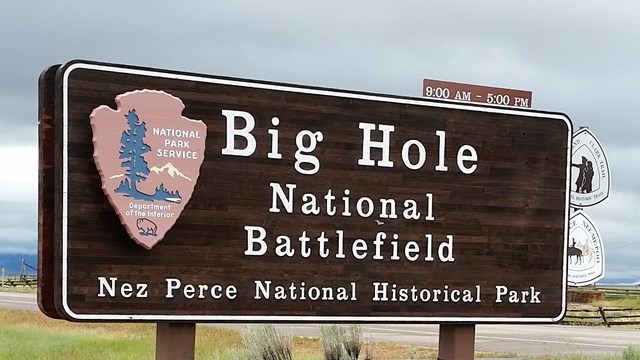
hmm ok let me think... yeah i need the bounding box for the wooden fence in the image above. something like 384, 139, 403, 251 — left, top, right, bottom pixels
562, 306, 640, 327
594, 287, 640, 299
563, 286, 640, 327
0, 275, 37, 288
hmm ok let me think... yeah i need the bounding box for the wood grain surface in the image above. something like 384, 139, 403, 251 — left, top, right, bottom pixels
39, 61, 571, 322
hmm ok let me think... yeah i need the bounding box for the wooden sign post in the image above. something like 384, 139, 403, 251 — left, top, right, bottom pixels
39, 61, 572, 357
438, 324, 475, 360
155, 323, 196, 360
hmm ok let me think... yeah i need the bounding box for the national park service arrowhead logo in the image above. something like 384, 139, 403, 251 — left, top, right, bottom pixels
90, 90, 206, 249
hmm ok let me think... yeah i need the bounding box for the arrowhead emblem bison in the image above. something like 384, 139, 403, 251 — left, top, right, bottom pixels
90, 90, 207, 249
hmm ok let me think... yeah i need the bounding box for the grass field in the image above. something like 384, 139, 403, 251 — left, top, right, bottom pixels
0, 309, 449, 360
1, 286, 639, 359
1, 308, 639, 359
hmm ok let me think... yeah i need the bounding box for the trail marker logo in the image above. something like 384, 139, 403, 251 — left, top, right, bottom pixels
90, 90, 206, 249
570, 128, 610, 208
567, 210, 605, 286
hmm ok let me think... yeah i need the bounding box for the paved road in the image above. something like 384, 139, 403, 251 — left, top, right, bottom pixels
2, 291, 638, 357
0, 291, 39, 311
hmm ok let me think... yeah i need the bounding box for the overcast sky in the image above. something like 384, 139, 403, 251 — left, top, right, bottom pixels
1, 1, 638, 283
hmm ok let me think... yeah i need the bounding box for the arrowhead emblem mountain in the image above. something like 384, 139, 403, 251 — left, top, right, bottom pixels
90, 90, 207, 249
150, 162, 193, 182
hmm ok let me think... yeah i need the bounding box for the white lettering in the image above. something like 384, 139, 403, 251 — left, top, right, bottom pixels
457, 145, 478, 174
294, 130, 323, 175
435, 130, 448, 171
221, 110, 256, 157
401, 139, 426, 170
244, 225, 267, 256
358, 122, 394, 167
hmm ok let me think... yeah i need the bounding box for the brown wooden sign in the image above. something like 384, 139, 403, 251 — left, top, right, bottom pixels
39, 60, 571, 323
423, 79, 533, 108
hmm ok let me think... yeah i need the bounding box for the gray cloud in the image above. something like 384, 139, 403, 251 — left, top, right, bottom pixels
0, 202, 37, 254
1, 1, 638, 282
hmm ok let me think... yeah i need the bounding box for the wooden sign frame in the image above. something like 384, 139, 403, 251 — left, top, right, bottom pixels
39, 60, 572, 323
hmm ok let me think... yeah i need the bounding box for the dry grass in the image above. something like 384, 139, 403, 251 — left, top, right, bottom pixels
240, 324, 292, 360
10, 308, 625, 359
593, 297, 640, 309
0, 309, 444, 359
0, 308, 154, 335
0, 309, 242, 359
